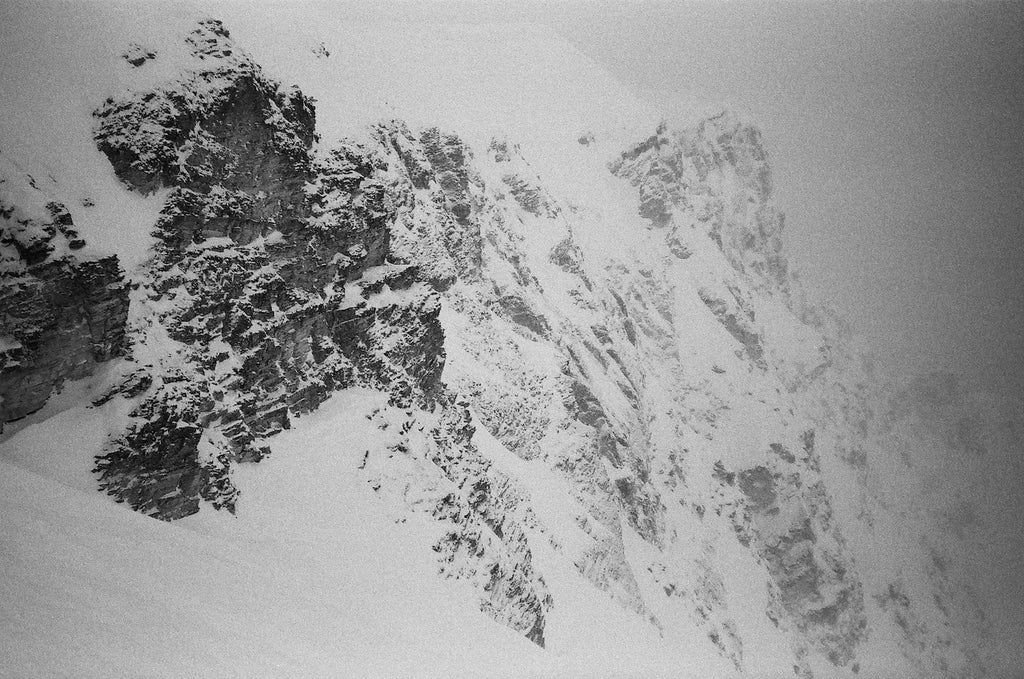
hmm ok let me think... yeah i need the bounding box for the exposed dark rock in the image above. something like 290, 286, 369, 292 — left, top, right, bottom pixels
737, 465, 777, 511
428, 399, 552, 646
0, 163, 129, 428
570, 379, 606, 428
713, 460, 736, 486
665, 226, 692, 259
610, 113, 789, 290
502, 173, 559, 218
94, 374, 236, 520
487, 138, 559, 217
122, 42, 157, 67
698, 287, 764, 362
95, 40, 314, 198
376, 120, 433, 190
487, 138, 513, 164
549, 237, 585, 275
493, 293, 549, 337
83, 20, 552, 651
91, 21, 440, 515
312, 42, 330, 59
0, 256, 128, 423
372, 123, 484, 284
728, 455, 866, 666
419, 127, 473, 223
91, 369, 153, 406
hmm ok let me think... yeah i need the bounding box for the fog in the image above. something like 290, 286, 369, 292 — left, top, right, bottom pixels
358, 1, 1024, 397
382, 2, 1024, 661
536, 3, 1024, 658
542, 1, 1024, 401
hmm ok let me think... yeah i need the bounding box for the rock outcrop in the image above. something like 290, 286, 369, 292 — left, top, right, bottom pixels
610, 113, 789, 291
0, 156, 129, 429
88, 19, 550, 645
730, 437, 867, 666
91, 19, 426, 515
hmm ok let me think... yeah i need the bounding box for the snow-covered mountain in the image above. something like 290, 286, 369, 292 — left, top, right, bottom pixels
2, 5, 1021, 678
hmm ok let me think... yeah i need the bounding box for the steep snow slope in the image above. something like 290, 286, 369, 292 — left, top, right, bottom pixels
1, 3, 1021, 678
2, 390, 730, 678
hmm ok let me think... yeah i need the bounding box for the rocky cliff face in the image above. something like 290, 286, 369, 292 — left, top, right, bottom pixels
2, 16, 1016, 678
0, 156, 129, 428
610, 113, 789, 291
85, 19, 550, 646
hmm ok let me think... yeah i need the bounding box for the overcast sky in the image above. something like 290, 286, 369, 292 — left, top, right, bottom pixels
538, 2, 1024, 398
